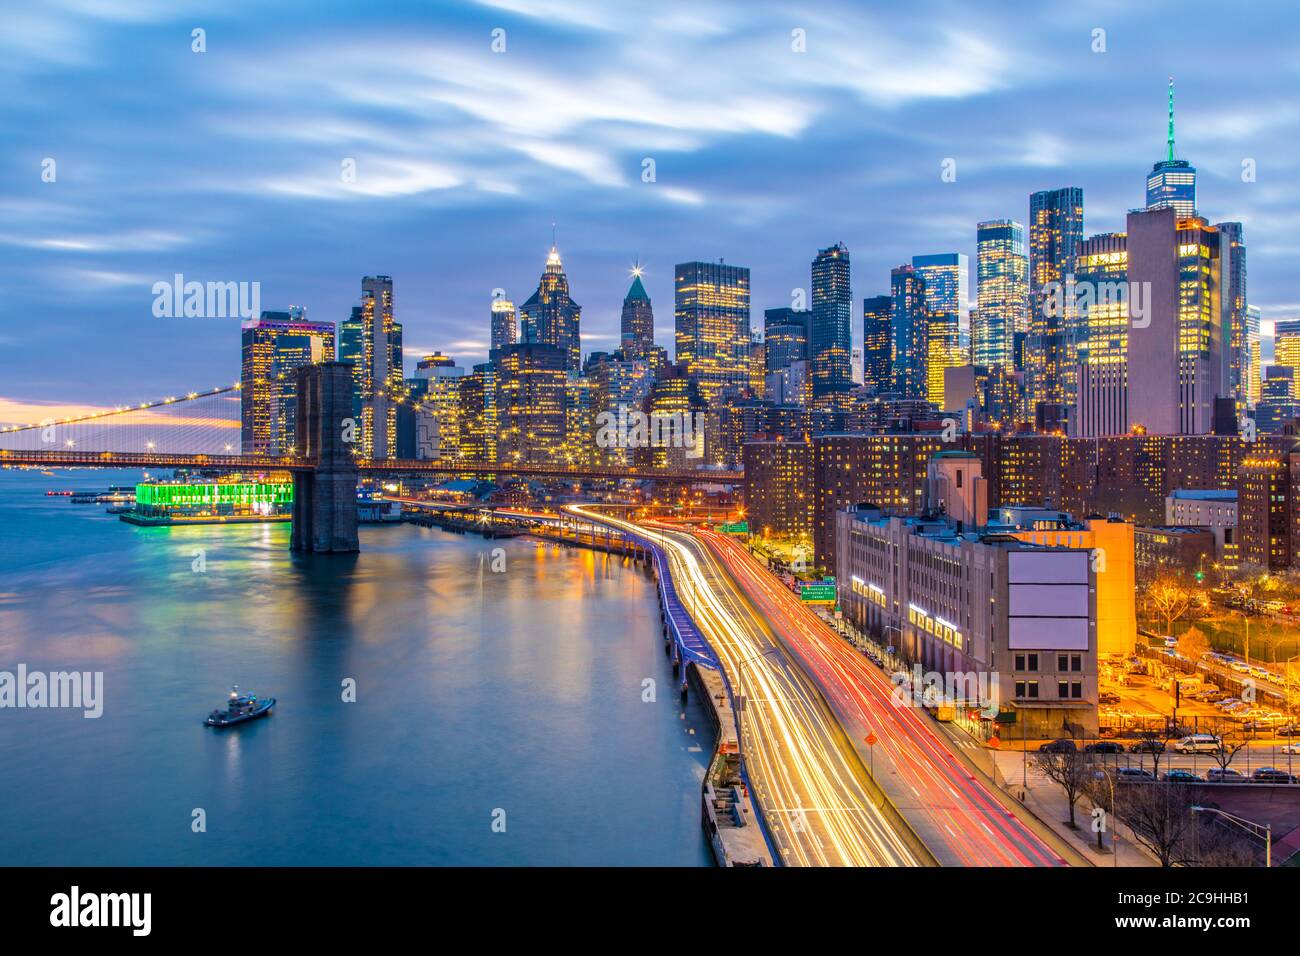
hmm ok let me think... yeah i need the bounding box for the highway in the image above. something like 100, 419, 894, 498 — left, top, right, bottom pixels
570, 506, 927, 867
699, 529, 1070, 867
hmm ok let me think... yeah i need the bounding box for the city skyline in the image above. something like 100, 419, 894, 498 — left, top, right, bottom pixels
3, 0, 1298, 418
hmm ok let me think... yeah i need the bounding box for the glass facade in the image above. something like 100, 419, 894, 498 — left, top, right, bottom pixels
912, 253, 967, 408
674, 261, 751, 405
810, 243, 853, 412
974, 220, 1028, 371
1027, 187, 1085, 415
240, 309, 336, 457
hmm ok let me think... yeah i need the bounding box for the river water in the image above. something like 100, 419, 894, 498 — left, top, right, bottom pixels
0, 469, 713, 865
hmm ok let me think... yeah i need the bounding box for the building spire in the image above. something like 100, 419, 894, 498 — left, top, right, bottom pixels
1167, 76, 1175, 162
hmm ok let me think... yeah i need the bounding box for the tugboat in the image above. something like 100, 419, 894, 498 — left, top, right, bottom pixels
204, 685, 275, 727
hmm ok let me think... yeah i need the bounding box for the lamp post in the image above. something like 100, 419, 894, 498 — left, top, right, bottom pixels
1190, 806, 1271, 867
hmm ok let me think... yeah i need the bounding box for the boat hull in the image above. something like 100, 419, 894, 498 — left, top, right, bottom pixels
204, 698, 276, 727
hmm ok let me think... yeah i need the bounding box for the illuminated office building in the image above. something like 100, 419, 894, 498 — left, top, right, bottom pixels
674, 261, 751, 404
1274, 319, 1300, 399
563, 373, 596, 469
1246, 305, 1261, 405
1257, 367, 1300, 433
889, 265, 929, 400
810, 243, 853, 412
1216, 221, 1248, 410
912, 253, 967, 409
1237, 454, 1295, 570
588, 353, 652, 466
340, 276, 403, 459
763, 307, 810, 373
1145, 79, 1197, 218
490, 294, 517, 355
862, 295, 892, 394
1073, 233, 1129, 437
620, 269, 655, 359
414, 357, 464, 461
495, 343, 568, 466
1126, 206, 1231, 435
1027, 187, 1084, 423
240, 308, 336, 456
457, 363, 497, 464
974, 220, 1029, 371
638, 362, 706, 470
520, 247, 582, 372
743, 439, 813, 542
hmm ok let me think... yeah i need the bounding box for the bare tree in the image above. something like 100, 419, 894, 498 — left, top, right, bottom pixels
1194, 816, 1262, 867
1146, 574, 1192, 636
1130, 727, 1176, 778
1114, 782, 1198, 867
1206, 720, 1248, 775
1032, 746, 1095, 829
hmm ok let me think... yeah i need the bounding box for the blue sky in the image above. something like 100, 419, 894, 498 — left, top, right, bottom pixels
2, 0, 1298, 418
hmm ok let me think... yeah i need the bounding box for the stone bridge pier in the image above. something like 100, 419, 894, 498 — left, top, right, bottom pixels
291, 362, 359, 552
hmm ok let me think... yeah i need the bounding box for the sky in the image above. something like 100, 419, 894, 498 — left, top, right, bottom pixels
2, 0, 1298, 419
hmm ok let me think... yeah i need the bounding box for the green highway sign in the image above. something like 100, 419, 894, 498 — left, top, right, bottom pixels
800, 584, 837, 603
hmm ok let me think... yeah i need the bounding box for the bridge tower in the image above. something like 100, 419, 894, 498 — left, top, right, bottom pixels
291, 362, 360, 552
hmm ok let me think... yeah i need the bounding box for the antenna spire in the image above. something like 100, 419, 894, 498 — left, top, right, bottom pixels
1166, 76, 1175, 162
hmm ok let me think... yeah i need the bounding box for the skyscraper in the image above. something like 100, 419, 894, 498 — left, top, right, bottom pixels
495, 343, 568, 465
343, 276, 403, 459
1145, 79, 1197, 218
240, 308, 336, 456
862, 295, 892, 394
457, 363, 497, 464
889, 265, 929, 400
490, 293, 517, 355
1027, 187, 1084, 424
1274, 319, 1300, 399
1126, 206, 1231, 435
620, 267, 655, 359
1073, 232, 1129, 437
1246, 305, 1262, 405
810, 243, 853, 412
1216, 221, 1248, 409
974, 220, 1029, 370
519, 247, 582, 372
674, 260, 751, 404
763, 307, 810, 373
912, 253, 967, 408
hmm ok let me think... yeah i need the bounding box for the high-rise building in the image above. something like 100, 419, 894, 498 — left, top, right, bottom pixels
743, 439, 813, 543
457, 363, 497, 464
1027, 187, 1084, 421
1273, 319, 1300, 399
240, 308, 336, 456
1126, 206, 1231, 435
810, 243, 853, 412
674, 261, 751, 404
974, 220, 1029, 371
1237, 454, 1294, 570
413, 356, 464, 460
1073, 232, 1129, 437
588, 352, 652, 466
1256, 366, 1300, 433
862, 295, 892, 395
638, 362, 706, 470
519, 247, 582, 372
620, 268, 655, 359
763, 307, 810, 372
912, 253, 967, 408
490, 294, 517, 356
1216, 221, 1248, 410
495, 343, 568, 465
889, 265, 929, 400
1145, 79, 1197, 218
342, 276, 403, 459
1246, 305, 1262, 405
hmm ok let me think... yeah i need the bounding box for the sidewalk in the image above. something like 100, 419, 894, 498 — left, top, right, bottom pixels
990, 750, 1160, 866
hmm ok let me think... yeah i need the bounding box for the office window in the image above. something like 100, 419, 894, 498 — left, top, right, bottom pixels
1058, 681, 1069, 698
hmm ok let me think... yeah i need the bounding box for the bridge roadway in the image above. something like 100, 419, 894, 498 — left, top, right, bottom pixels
570, 505, 928, 867
0, 448, 740, 484
699, 529, 1072, 867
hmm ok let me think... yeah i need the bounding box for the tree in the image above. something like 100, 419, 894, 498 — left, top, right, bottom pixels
1031, 745, 1095, 829
1177, 626, 1210, 663
1147, 574, 1192, 636
1114, 782, 1198, 867
1206, 720, 1248, 775
1130, 727, 1177, 778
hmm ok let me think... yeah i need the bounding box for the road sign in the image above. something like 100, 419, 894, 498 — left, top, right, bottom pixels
865, 732, 877, 746
800, 583, 836, 603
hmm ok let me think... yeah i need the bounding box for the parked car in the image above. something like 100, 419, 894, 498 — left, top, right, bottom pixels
1206, 767, 1247, 782
1251, 767, 1297, 784
1098, 691, 1122, 705
1278, 726, 1300, 738
1038, 738, 1077, 753
1129, 739, 1166, 754
1116, 767, 1155, 779
1192, 689, 1225, 702
1163, 769, 1201, 782
1085, 741, 1125, 754
1281, 742, 1300, 755
1174, 734, 1223, 754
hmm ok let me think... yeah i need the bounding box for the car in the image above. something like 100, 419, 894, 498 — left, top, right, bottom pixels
1277, 725, 1300, 737
1174, 734, 1223, 754
1281, 743, 1300, 755
1251, 768, 1297, 784
1116, 767, 1155, 779
1085, 741, 1125, 754
1163, 769, 1202, 782
1215, 698, 1242, 710
1129, 739, 1167, 754
1038, 738, 1077, 753
1098, 692, 1122, 705
1192, 689, 1226, 702
1230, 661, 1252, 673
1244, 715, 1287, 731
1206, 767, 1247, 782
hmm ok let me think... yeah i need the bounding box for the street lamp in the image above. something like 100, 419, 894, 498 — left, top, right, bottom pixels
1190, 806, 1271, 867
